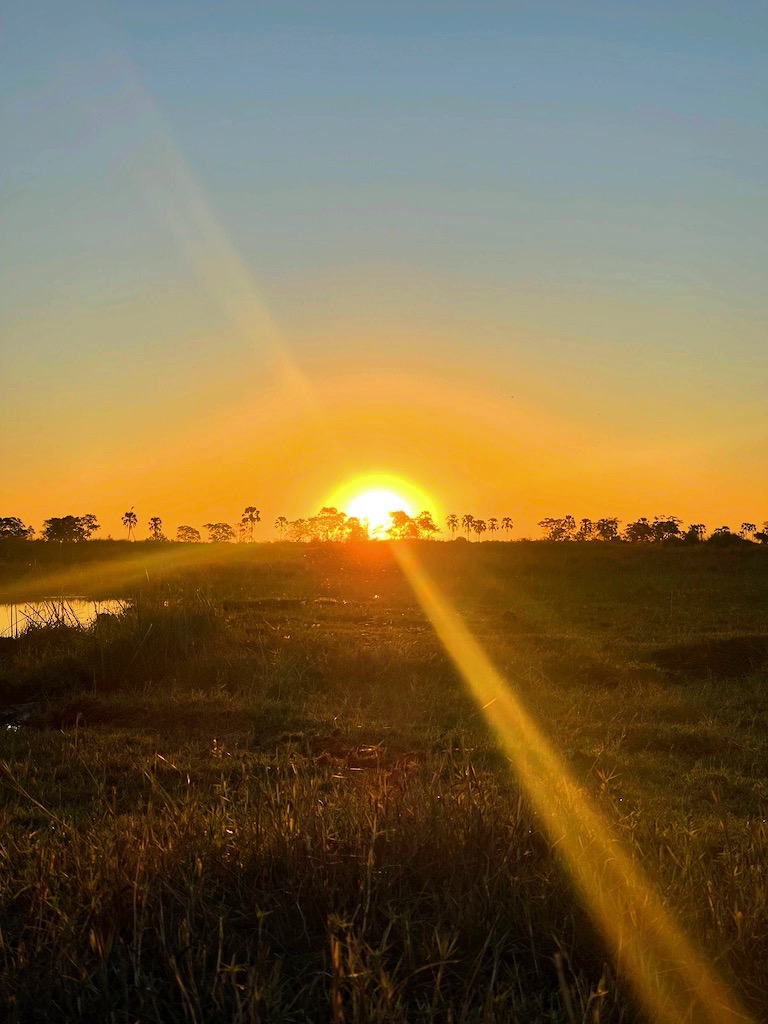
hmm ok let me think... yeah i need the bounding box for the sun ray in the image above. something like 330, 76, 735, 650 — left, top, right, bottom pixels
394, 543, 751, 1024
74, 39, 347, 474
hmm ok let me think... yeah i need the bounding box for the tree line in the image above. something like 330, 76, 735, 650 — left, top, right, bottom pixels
535, 515, 767, 545
1, 510, 767, 545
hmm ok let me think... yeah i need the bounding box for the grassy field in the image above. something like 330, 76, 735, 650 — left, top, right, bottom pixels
0, 540, 766, 1022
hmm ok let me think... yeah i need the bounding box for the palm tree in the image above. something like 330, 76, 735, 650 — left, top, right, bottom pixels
148, 516, 164, 541
461, 514, 475, 539
501, 516, 513, 539
446, 513, 459, 539
275, 516, 288, 540
240, 506, 261, 543
488, 517, 498, 537
684, 523, 706, 543
472, 519, 487, 541
122, 509, 137, 541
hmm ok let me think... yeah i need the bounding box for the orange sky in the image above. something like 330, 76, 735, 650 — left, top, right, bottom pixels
3, 3, 766, 539
7, 346, 766, 539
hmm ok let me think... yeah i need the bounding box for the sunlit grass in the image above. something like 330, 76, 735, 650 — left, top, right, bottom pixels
396, 543, 752, 1024
0, 541, 766, 1021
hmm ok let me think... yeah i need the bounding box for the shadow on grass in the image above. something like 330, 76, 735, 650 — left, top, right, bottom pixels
651, 635, 768, 680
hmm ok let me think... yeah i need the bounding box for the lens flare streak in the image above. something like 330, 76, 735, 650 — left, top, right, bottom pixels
395, 544, 750, 1024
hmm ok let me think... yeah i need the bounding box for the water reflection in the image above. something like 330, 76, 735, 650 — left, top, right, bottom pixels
0, 598, 128, 638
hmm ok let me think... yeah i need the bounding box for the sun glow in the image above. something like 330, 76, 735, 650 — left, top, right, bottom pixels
347, 489, 413, 536
328, 473, 437, 537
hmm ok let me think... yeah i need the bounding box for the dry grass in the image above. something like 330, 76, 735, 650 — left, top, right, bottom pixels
0, 540, 767, 1021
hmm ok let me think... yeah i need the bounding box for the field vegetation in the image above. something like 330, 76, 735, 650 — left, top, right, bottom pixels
0, 540, 766, 1022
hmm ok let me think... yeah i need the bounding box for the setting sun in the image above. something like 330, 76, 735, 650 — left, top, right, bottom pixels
328, 473, 437, 537
347, 489, 412, 536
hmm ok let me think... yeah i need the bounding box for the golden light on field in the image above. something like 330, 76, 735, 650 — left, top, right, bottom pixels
395, 544, 752, 1024
328, 473, 438, 537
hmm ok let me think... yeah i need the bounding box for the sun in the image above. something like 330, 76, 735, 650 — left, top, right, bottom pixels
328, 473, 437, 537
347, 489, 414, 535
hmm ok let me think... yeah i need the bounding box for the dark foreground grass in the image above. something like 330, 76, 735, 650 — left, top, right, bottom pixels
0, 540, 767, 1022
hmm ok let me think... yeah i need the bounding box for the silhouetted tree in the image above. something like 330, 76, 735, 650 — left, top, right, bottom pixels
122, 509, 137, 541
595, 518, 619, 541
176, 525, 201, 543
42, 515, 99, 542
623, 516, 682, 543
310, 507, 348, 542
684, 523, 706, 543
148, 517, 166, 541
462, 514, 475, 539
275, 516, 288, 540
387, 510, 420, 540
740, 522, 757, 539
416, 510, 440, 538
755, 522, 768, 544
651, 516, 682, 543
386, 510, 441, 540
79, 514, 100, 539
538, 516, 575, 541
0, 517, 34, 540
538, 518, 556, 540
204, 522, 236, 543
240, 506, 261, 542
576, 518, 594, 541
708, 526, 748, 546
624, 517, 654, 543
44, 517, 83, 543
501, 516, 513, 539
287, 518, 311, 542
488, 517, 498, 537
446, 513, 459, 539
345, 516, 369, 542
472, 518, 487, 541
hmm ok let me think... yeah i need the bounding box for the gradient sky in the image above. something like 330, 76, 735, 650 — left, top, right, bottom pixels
2, 1, 766, 538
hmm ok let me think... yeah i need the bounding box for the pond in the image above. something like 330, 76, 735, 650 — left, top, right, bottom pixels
0, 598, 128, 638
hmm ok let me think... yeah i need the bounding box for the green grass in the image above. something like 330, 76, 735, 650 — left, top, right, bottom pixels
0, 540, 767, 1021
